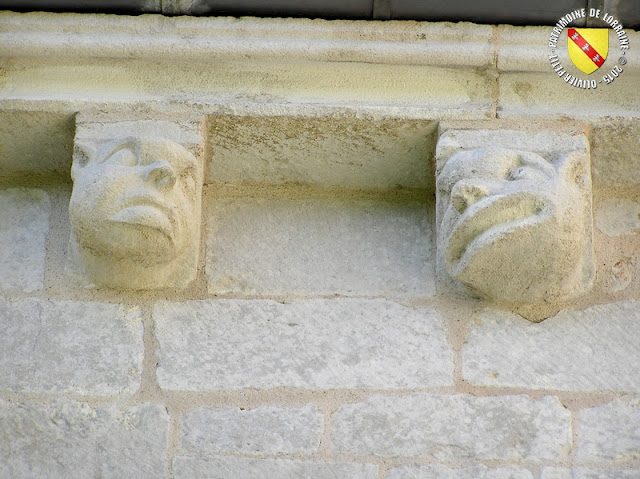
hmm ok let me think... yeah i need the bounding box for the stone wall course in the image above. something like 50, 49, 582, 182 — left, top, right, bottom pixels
330, 394, 571, 461
173, 456, 378, 479
388, 465, 535, 479
0, 400, 168, 479
462, 300, 640, 392
181, 404, 323, 455
0, 188, 50, 292
0, 297, 143, 396
206, 196, 435, 298
576, 396, 640, 463
154, 298, 454, 390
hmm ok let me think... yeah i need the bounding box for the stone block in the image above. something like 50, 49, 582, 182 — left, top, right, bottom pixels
498, 72, 640, 119
0, 111, 75, 177
0, 188, 50, 292
591, 120, 640, 188
207, 115, 437, 190
68, 122, 204, 290
0, 297, 143, 395
182, 404, 323, 454
173, 457, 377, 479
595, 198, 640, 237
388, 464, 535, 479
577, 396, 640, 462
0, 400, 168, 479
206, 196, 435, 298
330, 394, 571, 461
542, 468, 640, 479
435, 129, 593, 307
462, 301, 640, 392
154, 299, 453, 390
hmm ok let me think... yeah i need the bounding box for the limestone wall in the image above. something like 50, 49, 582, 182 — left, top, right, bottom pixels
1, 11, 639, 479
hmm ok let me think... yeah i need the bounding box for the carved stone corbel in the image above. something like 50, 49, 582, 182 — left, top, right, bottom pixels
435, 129, 594, 314
68, 120, 204, 289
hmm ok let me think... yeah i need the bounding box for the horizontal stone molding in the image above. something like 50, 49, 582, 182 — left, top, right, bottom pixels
0, 13, 493, 67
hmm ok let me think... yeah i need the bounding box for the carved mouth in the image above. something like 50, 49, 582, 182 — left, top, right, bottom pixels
445, 192, 552, 276
109, 195, 175, 239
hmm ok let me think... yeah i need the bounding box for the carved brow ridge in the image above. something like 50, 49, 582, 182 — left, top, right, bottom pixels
95, 137, 199, 173
437, 148, 556, 192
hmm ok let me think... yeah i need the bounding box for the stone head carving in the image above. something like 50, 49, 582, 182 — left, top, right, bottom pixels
436, 147, 593, 305
69, 136, 203, 289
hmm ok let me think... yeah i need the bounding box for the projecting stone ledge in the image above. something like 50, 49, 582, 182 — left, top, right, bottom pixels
154, 298, 453, 390
462, 300, 640, 392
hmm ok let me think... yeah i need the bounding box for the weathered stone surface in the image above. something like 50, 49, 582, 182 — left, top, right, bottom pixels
69, 134, 203, 290
173, 457, 377, 479
206, 197, 434, 298
388, 465, 534, 479
154, 299, 453, 390
436, 129, 589, 165
499, 73, 640, 119
435, 130, 593, 305
595, 198, 640, 236
542, 468, 640, 479
577, 397, 640, 463
330, 394, 570, 461
591, 120, 640, 188
0, 188, 50, 292
0, 297, 143, 395
462, 301, 640, 391
0, 111, 75, 176
207, 116, 437, 189
182, 404, 323, 454
0, 400, 168, 479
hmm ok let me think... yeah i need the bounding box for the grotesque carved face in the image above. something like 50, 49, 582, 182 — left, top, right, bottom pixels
69, 137, 202, 265
437, 147, 591, 303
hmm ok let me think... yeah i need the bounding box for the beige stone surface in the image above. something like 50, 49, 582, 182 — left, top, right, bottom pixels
206, 195, 434, 298
0, 12, 493, 67
595, 198, 640, 236
68, 134, 203, 289
173, 457, 378, 479
0, 111, 75, 176
154, 299, 453, 390
542, 468, 640, 479
498, 72, 640, 119
388, 465, 535, 479
0, 297, 143, 395
330, 394, 571, 460
207, 116, 437, 190
181, 404, 323, 454
0, 400, 168, 479
577, 396, 640, 462
462, 301, 640, 391
0, 188, 50, 292
591, 119, 640, 188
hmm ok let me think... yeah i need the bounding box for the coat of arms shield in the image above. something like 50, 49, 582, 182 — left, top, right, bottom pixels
567, 28, 609, 74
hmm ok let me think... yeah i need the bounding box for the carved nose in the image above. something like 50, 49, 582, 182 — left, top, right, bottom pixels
144, 161, 176, 190
451, 181, 490, 214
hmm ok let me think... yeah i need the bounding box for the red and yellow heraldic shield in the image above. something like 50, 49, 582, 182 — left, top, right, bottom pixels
568, 28, 609, 74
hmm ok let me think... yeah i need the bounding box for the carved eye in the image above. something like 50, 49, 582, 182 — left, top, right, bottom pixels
178, 167, 197, 195
507, 167, 526, 181
108, 148, 137, 167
